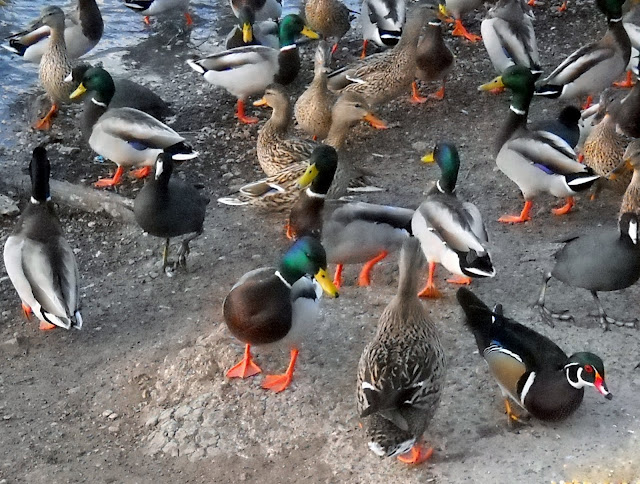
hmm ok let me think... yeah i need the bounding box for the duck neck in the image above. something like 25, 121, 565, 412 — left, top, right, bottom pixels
608, 15, 631, 53
324, 118, 353, 149
496, 97, 530, 153
78, 0, 103, 41
268, 101, 293, 132
276, 263, 302, 287
31, 160, 51, 204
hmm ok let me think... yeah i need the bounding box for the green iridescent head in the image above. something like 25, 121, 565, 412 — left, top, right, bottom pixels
566, 352, 612, 400
479, 65, 536, 113
69, 66, 115, 105
278, 14, 319, 47
423, 142, 460, 193
279, 236, 338, 297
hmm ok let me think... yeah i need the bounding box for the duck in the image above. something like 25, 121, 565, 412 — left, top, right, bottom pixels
439, 0, 483, 42
615, 4, 640, 88
223, 236, 339, 392
187, 14, 318, 125
124, 0, 193, 26
327, 5, 430, 106
304, 0, 351, 55
70, 67, 198, 187
134, 153, 209, 270
535, 0, 630, 107
605, 81, 640, 137
225, 12, 279, 50
609, 139, 640, 217
230, 0, 282, 22
359, 0, 407, 58
357, 237, 446, 464
479, 65, 600, 223
581, 89, 631, 197
294, 42, 335, 140
530, 105, 581, 149
218, 90, 387, 208
3, 146, 83, 331
411, 143, 495, 298
32, 6, 75, 131
534, 212, 640, 330
481, 0, 540, 76
287, 146, 339, 239
68, 63, 172, 141
412, 16, 455, 102
457, 288, 612, 423
3, 0, 103, 63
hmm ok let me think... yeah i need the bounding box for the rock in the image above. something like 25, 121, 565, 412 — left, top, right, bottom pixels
147, 432, 166, 455
0, 194, 19, 216
173, 405, 193, 420
145, 415, 159, 428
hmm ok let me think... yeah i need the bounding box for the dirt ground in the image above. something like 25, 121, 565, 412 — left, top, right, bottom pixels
1, 1, 639, 483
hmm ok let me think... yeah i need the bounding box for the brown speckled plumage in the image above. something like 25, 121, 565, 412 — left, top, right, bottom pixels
356, 237, 446, 458
415, 20, 454, 82
619, 140, 640, 216
39, 7, 74, 105
304, 0, 350, 45
583, 114, 630, 193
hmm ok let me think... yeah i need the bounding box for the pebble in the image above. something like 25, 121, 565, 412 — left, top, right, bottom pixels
145, 415, 159, 427
0, 194, 19, 216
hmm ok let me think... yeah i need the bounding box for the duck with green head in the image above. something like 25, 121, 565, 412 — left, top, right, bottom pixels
223, 236, 338, 393
187, 14, 319, 124
411, 142, 495, 298
480, 65, 599, 223
535, 0, 630, 107
225, 7, 279, 49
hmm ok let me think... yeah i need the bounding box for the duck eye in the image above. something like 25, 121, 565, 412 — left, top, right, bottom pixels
354, 103, 361, 108
584, 364, 594, 373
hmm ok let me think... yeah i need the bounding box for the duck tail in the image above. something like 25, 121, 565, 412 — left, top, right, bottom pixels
3, 41, 27, 56
462, 250, 496, 278
456, 288, 496, 350
72, 310, 83, 330
396, 237, 425, 299
565, 170, 600, 192
534, 84, 563, 98
124, 1, 152, 11
164, 142, 198, 161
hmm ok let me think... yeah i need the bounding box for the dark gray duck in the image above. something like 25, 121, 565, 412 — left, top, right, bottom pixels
535, 212, 640, 330
134, 152, 209, 270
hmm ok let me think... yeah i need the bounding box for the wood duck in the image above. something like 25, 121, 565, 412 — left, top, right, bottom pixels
223, 236, 339, 393
457, 288, 613, 423
535, 212, 640, 330
357, 237, 446, 464
134, 153, 209, 270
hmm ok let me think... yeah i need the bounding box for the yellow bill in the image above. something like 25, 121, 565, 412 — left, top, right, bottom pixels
297, 163, 319, 189
301, 26, 320, 39
253, 97, 268, 107
478, 75, 505, 92
438, 3, 449, 17
242, 22, 253, 43
69, 83, 87, 100
422, 152, 435, 163
363, 112, 388, 130
314, 268, 339, 298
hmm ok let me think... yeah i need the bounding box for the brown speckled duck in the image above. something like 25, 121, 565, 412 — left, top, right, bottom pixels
412, 17, 454, 103
304, 0, 351, 54
609, 139, 640, 217
357, 237, 446, 464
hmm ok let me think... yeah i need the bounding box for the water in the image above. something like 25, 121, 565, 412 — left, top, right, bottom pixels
0, 0, 361, 143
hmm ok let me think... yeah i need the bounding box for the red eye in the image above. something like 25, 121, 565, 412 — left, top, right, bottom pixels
584, 365, 594, 373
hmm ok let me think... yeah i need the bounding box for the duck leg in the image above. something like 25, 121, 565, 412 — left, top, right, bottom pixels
285, 220, 294, 240
21, 303, 32, 320
330, 43, 339, 55
498, 200, 532, 224
333, 264, 344, 289
429, 81, 447, 100
451, 19, 481, 42
184, 11, 193, 26
143, 15, 151, 26
39, 321, 57, 331
418, 262, 441, 298
162, 238, 171, 268
557, 1, 568, 12
360, 40, 368, 59
590, 291, 638, 331
551, 196, 574, 216
358, 251, 388, 286
397, 442, 434, 465
534, 272, 574, 327
33, 103, 58, 131
262, 348, 298, 392
176, 230, 203, 269
131, 166, 152, 179
504, 398, 528, 426
226, 344, 262, 378
446, 275, 472, 285
613, 71, 635, 88
410, 82, 428, 104
94, 166, 124, 188
235, 99, 258, 125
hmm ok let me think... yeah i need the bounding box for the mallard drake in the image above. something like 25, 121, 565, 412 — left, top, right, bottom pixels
535, 0, 630, 106
3, 146, 83, 331
304, 0, 351, 55
134, 153, 209, 270
225, 14, 279, 50
535, 212, 640, 330
287, 146, 339, 239
413, 17, 454, 102
357, 237, 446, 464
223, 236, 338, 392
479, 65, 599, 223
412, 143, 495, 298
481, 0, 540, 75
3, 0, 103, 63
359, 0, 407, 58
124, 0, 193, 26
230, 0, 282, 22
294, 42, 335, 140
68, 64, 172, 141
609, 139, 640, 216
327, 5, 430, 106
458, 288, 612, 423
32, 6, 74, 131
70, 67, 198, 187
187, 14, 318, 125
439, 0, 483, 42
218, 91, 386, 208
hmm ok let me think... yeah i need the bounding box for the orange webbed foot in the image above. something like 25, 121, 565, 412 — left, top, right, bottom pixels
226, 345, 262, 379
410, 82, 428, 104
357, 251, 388, 287
94, 166, 124, 188
237, 113, 259, 124
397, 444, 434, 465
131, 166, 152, 179
184, 11, 193, 26
551, 197, 574, 216
447, 275, 472, 285
613, 71, 635, 88
452, 20, 481, 42
39, 321, 57, 331
557, 1, 567, 12
143, 15, 151, 25
429, 86, 446, 100
499, 201, 532, 224
262, 373, 293, 393
418, 283, 441, 299
21, 303, 32, 320
333, 264, 344, 290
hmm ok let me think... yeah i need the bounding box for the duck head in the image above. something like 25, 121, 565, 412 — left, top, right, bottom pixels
236, 6, 256, 43
29, 146, 51, 204
422, 142, 460, 194
596, 0, 624, 20
297, 145, 338, 191
479, 65, 537, 114
69, 66, 116, 106
280, 236, 339, 297
36, 6, 66, 31
278, 14, 318, 48
619, 212, 639, 246
565, 352, 612, 400
331, 92, 388, 130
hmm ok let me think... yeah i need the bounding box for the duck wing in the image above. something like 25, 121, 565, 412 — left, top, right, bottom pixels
97, 108, 184, 148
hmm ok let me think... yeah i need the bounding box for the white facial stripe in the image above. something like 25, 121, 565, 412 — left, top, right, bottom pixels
306, 188, 326, 198
628, 220, 638, 244
155, 159, 164, 179
91, 98, 107, 107
519, 372, 536, 404
274, 270, 292, 289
